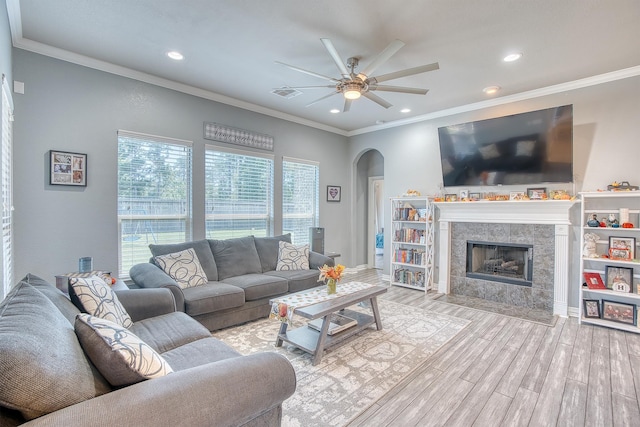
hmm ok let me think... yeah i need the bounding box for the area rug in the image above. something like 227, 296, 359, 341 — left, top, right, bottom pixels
212, 299, 470, 427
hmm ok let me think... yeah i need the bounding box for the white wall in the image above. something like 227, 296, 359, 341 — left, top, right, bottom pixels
349, 75, 640, 309
12, 50, 351, 281
0, 2, 11, 85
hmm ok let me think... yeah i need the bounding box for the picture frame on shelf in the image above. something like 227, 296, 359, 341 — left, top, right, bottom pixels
445, 193, 458, 202
326, 185, 341, 202
509, 191, 525, 200
605, 265, 634, 292
527, 187, 547, 200
583, 272, 606, 289
583, 299, 601, 318
469, 192, 481, 201
609, 236, 636, 259
459, 189, 469, 200
49, 150, 87, 187
602, 299, 636, 325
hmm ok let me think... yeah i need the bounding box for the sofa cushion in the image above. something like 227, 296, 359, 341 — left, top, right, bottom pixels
21, 273, 80, 324
160, 336, 241, 371
129, 311, 213, 353
209, 236, 262, 280
221, 274, 288, 301
150, 239, 218, 282
276, 241, 310, 271
0, 282, 110, 420
181, 282, 245, 316
69, 275, 133, 328
153, 248, 208, 289
254, 234, 292, 272
265, 269, 322, 293
75, 314, 173, 387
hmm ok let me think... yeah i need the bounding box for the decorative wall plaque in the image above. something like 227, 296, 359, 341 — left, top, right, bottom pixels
204, 122, 274, 151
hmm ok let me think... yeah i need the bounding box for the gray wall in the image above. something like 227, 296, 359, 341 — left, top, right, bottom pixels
349, 75, 640, 310
12, 50, 350, 281
0, 1, 11, 85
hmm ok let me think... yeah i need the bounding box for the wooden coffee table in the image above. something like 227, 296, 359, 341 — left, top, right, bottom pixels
272, 283, 387, 365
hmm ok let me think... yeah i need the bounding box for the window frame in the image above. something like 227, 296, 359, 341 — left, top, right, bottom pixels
282, 156, 320, 245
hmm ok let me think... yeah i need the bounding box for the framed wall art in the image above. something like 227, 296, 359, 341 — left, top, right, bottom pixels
605, 265, 634, 292
609, 236, 636, 259
50, 150, 87, 187
582, 299, 601, 318
602, 299, 636, 325
327, 185, 341, 202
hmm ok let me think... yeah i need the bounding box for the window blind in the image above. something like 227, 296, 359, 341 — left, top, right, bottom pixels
1, 75, 13, 298
205, 146, 274, 239
117, 130, 192, 278
282, 157, 319, 245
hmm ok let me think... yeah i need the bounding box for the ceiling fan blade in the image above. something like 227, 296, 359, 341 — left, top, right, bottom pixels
369, 84, 428, 95
305, 91, 338, 107
362, 91, 392, 109
275, 61, 340, 83
371, 62, 440, 83
343, 98, 352, 112
320, 38, 351, 78
276, 85, 336, 90
359, 39, 405, 78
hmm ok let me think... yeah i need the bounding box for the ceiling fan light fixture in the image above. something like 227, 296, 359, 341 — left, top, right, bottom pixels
343, 82, 362, 100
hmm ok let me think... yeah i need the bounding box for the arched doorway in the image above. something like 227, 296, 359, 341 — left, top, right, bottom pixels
355, 149, 384, 268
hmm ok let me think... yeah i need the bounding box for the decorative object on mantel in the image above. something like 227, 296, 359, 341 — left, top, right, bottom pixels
203, 122, 274, 151
607, 181, 639, 191
49, 150, 87, 186
318, 263, 345, 295
402, 189, 421, 197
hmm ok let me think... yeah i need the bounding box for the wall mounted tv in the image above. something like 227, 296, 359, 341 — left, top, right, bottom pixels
438, 105, 573, 187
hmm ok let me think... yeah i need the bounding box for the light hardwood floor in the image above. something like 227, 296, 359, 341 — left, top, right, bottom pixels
345, 268, 640, 427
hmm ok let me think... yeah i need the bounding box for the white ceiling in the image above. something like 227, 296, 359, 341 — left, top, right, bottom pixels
7, 0, 640, 135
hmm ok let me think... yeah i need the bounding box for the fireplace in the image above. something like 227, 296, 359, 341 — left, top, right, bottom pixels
466, 241, 533, 287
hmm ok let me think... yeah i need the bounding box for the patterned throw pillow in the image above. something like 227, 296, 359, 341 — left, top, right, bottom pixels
154, 248, 209, 288
75, 314, 173, 386
276, 241, 310, 271
69, 275, 133, 328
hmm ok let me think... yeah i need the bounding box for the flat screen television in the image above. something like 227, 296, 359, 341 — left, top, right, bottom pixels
438, 105, 573, 187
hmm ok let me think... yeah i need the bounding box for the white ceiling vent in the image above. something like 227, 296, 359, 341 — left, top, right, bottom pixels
271, 87, 303, 99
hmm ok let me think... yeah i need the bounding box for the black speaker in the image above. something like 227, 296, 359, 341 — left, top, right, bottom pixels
309, 227, 324, 254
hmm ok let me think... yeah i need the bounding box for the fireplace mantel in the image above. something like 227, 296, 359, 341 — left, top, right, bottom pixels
435, 200, 577, 225
434, 199, 579, 317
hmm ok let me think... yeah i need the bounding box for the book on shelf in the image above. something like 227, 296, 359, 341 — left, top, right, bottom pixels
307, 313, 357, 335
583, 272, 606, 290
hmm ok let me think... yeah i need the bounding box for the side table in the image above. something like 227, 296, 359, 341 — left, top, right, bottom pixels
55, 270, 126, 293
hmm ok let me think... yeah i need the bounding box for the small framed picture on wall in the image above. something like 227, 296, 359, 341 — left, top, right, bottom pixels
50, 150, 87, 187
327, 185, 341, 202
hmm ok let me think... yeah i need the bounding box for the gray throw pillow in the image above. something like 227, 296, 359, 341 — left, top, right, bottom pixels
0, 282, 110, 420
254, 234, 292, 272
209, 236, 262, 280
75, 314, 173, 387
150, 239, 218, 281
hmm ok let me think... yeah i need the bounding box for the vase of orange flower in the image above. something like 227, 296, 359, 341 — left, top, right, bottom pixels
318, 263, 345, 295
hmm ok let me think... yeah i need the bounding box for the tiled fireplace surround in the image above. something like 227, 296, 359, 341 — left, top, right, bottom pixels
436, 200, 576, 317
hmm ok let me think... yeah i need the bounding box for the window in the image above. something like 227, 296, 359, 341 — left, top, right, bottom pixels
117, 131, 192, 278
282, 157, 319, 245
205, 147, 273, 239
1, 75, 13, 299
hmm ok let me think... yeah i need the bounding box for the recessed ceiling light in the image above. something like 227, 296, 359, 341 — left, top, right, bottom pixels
483, 85, 501, 95
503, 53, 522, 62
400, 108, 411, 113
330, 109, 340, 114
167, 51, 184, 61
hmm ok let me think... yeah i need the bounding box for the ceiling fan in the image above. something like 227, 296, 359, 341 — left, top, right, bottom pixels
275, 38, 439, 112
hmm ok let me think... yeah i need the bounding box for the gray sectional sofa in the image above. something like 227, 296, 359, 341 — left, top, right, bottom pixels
0, 274, 296, 426
129, 234, 335, 331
